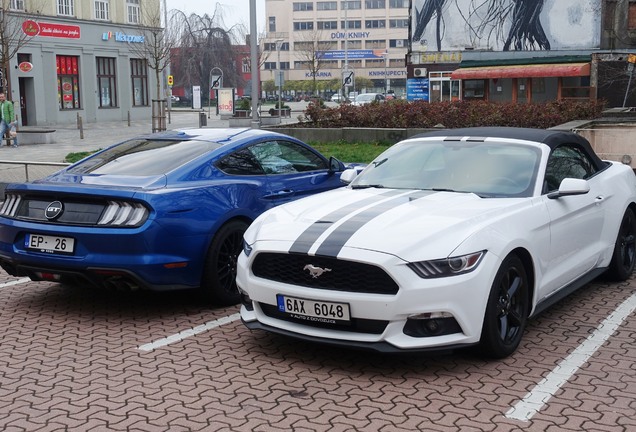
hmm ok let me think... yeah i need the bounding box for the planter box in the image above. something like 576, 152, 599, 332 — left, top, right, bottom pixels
234, 110, 251, 118
269, 108, 291, 118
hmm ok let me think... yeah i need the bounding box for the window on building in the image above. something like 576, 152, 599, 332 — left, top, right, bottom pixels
389, 19, 409, 28
96, 57, 117, 108
269, 16, 276, 32
347, 60, 362, 68
242, 57, 251, 73
389, 0, 407, 7
389, 39, 408, 48
293, 22, 315, 31
341, 40, 362, 49
95, 0, 109, 20
365, 20, 386, 28
130, 59, 148, 106
366, 59, 384, 67
317, 1, 337, 10
389, 58, 403, 67
264, 62, 277, 70
293, 2, 313, 11
365, 0, 385, 9
127, 0, 140, 24
280, 62, 290, 70
57, 55, 80, 110
10, 0, 25, 10
57, 0, 74, 16
341, 20, 361, 29
294, 41, 315, 50
318, 41, 336, 50
294, 61, 312, 69
366, 39, 386, 49
341, 1, 361, 9
317, 21, 338, 30
265, 42, 289, 51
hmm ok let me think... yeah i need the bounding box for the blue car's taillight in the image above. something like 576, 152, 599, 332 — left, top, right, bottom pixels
98, 201, 149, 227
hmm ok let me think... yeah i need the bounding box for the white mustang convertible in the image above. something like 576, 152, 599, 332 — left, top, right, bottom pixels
237, 127, 636, 358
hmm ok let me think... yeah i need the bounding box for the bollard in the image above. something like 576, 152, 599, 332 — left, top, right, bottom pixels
76, 112, 80, 129
128, 111, 131, 127
78, 116, 84, 139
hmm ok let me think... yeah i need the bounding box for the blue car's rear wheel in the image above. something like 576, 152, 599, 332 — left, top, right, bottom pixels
201, 220, 248, 305
479, 254, 529, 359
607, 208, 636, 281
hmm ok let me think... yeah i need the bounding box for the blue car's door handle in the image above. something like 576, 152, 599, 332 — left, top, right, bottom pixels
263, 189, 294, 199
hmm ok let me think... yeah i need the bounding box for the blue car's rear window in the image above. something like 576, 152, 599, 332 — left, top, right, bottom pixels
67, 139, 223, 176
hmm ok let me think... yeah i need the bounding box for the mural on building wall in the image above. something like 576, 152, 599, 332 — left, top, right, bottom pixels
411, 0, 601, 52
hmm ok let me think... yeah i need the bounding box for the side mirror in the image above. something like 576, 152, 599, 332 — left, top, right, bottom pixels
328, 156, 345, 173
340, 168, 359, 184
547, 178, 590, 199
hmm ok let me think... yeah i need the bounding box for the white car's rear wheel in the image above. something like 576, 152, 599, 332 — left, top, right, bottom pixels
479, 254, 529, 359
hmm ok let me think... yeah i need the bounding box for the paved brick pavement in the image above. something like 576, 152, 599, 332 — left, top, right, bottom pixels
0, 269, 634, 431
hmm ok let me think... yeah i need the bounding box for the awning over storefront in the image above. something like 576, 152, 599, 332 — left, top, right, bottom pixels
450, 62, 591, 80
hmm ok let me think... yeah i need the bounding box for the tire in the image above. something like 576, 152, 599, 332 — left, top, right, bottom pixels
607, 208, 636, 281
200, 220, 249, 305
479, 254, 529, 359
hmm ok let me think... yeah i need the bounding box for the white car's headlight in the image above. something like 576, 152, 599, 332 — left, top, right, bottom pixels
408, 251, 485, 278
242, 239, 253, 257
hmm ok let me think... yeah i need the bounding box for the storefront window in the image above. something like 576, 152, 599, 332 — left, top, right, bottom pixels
97, 57, 117, 108
57, 55, 81, 110
130, 59, 148, 107
10, 0, 25, 10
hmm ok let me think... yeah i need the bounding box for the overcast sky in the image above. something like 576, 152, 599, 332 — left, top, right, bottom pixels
164, 0, 266, 31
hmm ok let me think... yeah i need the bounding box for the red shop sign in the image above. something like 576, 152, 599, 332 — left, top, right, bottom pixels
18, 62, 33, 72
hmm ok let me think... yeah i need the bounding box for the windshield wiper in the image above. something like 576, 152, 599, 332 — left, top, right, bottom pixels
351, 184, 384, 189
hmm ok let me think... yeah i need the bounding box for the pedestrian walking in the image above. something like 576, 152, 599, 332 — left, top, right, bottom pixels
0, 92, 18, 147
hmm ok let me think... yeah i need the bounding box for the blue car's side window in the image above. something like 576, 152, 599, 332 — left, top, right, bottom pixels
216, 148, 265, 175
250, 141, 327, 175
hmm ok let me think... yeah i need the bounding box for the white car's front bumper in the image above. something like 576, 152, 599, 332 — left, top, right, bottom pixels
237, 242, 501, 352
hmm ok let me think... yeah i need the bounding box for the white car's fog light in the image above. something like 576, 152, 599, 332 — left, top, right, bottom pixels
403, 312, 462, 338
237, 284, 253, 310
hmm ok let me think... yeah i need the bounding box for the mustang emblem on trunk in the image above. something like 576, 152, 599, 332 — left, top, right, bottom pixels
303, 264, 332, 278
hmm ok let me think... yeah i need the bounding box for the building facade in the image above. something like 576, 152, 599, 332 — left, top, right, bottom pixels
4, 0, 161, 127
262, 0, 410, 98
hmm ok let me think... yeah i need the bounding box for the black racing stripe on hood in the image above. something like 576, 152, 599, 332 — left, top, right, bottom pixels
288, 189, 405, 255
314, 191, 430, 258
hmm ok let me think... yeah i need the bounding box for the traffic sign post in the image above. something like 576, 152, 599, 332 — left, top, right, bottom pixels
342, 70, 354, 87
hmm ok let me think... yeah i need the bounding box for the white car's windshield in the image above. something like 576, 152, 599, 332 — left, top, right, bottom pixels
351, 140, 541, 197
355, 94, 375, 102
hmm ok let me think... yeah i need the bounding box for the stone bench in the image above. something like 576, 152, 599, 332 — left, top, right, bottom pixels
4, 128, 56, 146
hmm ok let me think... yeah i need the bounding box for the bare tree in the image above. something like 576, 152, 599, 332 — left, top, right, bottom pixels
294, 29, 331, 94
0, 0, 43, 95
126, 5, 176, 101
170, 5, 244, 100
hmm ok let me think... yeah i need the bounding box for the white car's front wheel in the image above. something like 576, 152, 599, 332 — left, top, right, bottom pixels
479, 254, 529, 359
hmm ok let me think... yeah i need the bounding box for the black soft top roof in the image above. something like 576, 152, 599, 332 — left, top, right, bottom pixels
412, 127, 607, 170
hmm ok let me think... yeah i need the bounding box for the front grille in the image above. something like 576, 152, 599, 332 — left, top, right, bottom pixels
259, 302, 389, 334
252, 252, 399, 295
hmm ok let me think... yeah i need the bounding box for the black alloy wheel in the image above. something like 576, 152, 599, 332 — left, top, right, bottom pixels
607, 208, 636, 281
480, 254, 529, 359
201, 220, 248, 305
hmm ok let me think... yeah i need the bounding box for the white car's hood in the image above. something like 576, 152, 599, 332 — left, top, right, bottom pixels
249, 188, 528, 261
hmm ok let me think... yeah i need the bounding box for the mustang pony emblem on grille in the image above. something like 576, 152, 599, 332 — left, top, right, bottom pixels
303, 264, 332, 278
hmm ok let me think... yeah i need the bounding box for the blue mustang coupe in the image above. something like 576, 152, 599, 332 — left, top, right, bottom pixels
0, 128, 348, 304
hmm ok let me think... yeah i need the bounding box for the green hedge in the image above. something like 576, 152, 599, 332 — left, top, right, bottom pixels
300, 99, 605, 129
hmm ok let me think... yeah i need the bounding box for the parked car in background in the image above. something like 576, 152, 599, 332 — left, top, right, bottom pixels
238, 127, 636, 358
330, 93, 344, 103
352, 93, 385, 106
0, 128, 350, 305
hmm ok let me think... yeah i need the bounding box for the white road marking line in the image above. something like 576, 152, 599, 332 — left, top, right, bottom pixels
506, 291, 636, 422
137, 312, 242, 352
0, 278, 32, 288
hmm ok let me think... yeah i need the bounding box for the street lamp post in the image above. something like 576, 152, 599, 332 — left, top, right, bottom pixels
384, 52, 388, 95
275, 39, 284, 119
